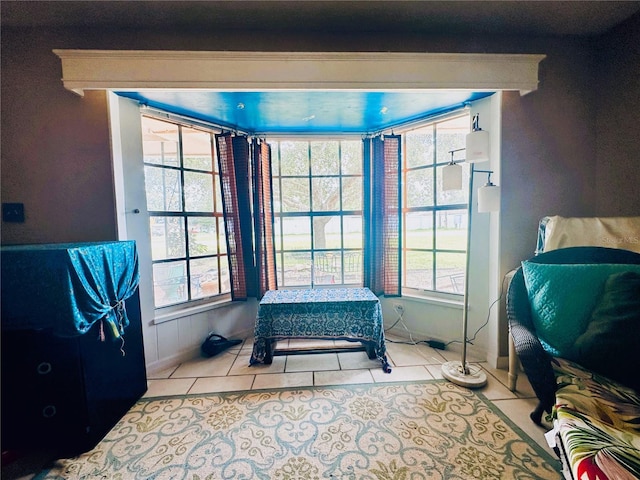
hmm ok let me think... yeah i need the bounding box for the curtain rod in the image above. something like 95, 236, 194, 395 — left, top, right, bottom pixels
370, 104, 470, 137
140, 106, 250, 136
141, 103, 471, 139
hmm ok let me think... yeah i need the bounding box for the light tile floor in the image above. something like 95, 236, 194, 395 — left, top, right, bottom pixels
146, 334, 557, 456
3, 334, 560, 480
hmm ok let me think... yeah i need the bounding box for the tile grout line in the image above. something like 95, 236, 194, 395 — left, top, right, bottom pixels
149, 340, 526, 398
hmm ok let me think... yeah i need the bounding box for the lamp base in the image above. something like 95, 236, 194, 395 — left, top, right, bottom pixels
441, 361, 487, 389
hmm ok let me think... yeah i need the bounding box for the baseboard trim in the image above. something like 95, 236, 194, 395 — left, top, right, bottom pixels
146, 347, 201, 376
145, 327, 254, 377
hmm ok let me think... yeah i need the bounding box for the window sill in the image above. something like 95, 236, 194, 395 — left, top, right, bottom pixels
153, 295, 233, 324
399, 291, 464, 309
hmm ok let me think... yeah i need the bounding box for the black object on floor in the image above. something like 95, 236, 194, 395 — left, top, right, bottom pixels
201, 333, 242, 357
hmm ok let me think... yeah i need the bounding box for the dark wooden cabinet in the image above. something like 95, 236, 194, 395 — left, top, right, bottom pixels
1, 242, 147, 456
1, 291, 147, 455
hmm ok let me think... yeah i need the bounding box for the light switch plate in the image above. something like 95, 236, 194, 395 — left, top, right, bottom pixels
2, 203, 25, 223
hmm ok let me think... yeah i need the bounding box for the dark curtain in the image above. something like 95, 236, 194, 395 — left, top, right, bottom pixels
252, 139, 278, 297
216, 133, 251, 300
364, 135, 402, 296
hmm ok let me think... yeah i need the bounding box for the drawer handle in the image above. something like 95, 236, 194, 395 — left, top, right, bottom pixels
42, 405, 57, 418
36, 362, 52, 375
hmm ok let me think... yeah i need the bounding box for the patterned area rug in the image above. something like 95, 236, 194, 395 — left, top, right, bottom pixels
35, 381, 559, 479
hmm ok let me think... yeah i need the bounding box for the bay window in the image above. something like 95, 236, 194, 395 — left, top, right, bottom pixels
402, 113, 470, 295
141, 116, 230, 308
270, 140, 364, 287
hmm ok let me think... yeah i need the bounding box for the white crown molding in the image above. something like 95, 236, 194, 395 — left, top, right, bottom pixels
53, 50, 546, 96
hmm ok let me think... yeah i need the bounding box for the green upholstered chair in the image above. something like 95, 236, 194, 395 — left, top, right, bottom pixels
506, 246, 640, 424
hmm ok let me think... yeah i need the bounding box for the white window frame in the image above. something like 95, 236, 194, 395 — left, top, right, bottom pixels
270, 138, 365, 288
400, 111, 471, 298
141, 114, 231, 310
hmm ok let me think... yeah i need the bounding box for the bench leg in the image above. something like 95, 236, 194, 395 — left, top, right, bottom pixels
263, 339, 274, 364
364, 343, 377, 360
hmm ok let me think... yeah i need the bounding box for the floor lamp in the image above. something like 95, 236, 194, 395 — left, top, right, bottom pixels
440, 114, 500, 388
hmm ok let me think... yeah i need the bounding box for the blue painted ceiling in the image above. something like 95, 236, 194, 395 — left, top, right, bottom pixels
116, 90, 494, 135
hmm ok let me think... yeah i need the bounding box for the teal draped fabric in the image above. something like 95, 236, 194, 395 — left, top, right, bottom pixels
1, 241, 139, 339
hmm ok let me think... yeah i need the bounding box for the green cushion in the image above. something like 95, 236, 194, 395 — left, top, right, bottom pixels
521, 262, 640, 360
574, 271, 640, 391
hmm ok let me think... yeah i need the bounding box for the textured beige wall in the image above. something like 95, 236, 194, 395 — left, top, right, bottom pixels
595, 13, 640, 216
500, 44, 599, 269
1, 31, 117, 244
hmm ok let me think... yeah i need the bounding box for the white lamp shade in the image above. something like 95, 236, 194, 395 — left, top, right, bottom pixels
477, 184, 500, 212
465, 129, 490, 163
442, 163, 463, 191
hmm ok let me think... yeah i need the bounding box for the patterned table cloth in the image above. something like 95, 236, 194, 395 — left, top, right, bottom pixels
250, 288, 391, 372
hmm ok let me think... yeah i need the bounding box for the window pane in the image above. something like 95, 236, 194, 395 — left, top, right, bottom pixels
405, 125, 434, 168
144, 166, 182, 212
219, 220, 227, 254
406, 168, 434, 208
282, 252, 311, 286
188, 217, 218, 256
344, 250, 362, 284
280, 178, 310, 212
282, 216, 311, 250
437, 162, 469, 205
182, 128, 213, 171
314, 250, 341, 285
312, 177, 340, 212
270, 143, 281, 175
280, 141, 309, 176
273, 217, 283, 250
436, 115, 468, 164
184, 171, 213, 212
272, 179, 282, 213
190, 257, 219, 299
405, 212, 434, 250
404, 251, 433, 290
313, 215, 341, 249
220, 255, 230, 294
343, 215, 362, 249
435, 210, 467, 250
214, 175, 224, 213
341, 141, 362, 175
153, 261, 187, 307
311, 141, 339, 175
342, 176, 362, 210
150, 216, 185, 260
142, 117, 179, 167
435, 252, 466, 293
